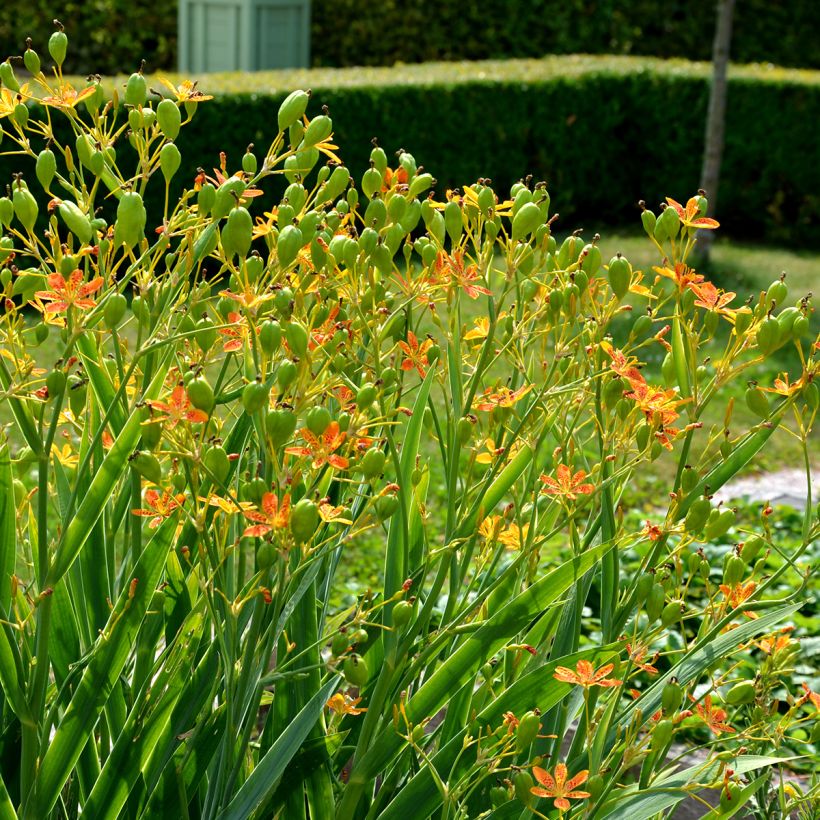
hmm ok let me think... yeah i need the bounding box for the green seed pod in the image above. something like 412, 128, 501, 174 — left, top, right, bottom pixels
266, 408, 297, 446
23, 45, 40, 75
197, 182, 216, 216
305, 406, 331, 436
0, 197, 13, 227
278, 89, 310, 132
132, 451, 162, 484
513, 770, 534, 806
46, 369, 66, 398
156, 98, 181, 139
104, 293, 127, 328
391, 600, 412, 628
511, 202, 541, 241
114, 191, 147, 248
276, 361, 298, 391
704, 508, 735, 541
260, 320, 282, 355
331, 630, 350, 655
242, 148, 257, 175
681, 466, 698, 492
277, 224, 302, 269
204, 445, 230, 485
342, 653, 369, 687
36, 149, 57, 192
636, 572, 654, 606
719, 781, 740, 812
0, 60, 19, 92
212, 177, 247, 219
187, 376, 215, 413
48, 27, 68, 67
661, 600, 684, 626
723, 553, 745, 586
756, 316, 781, 355
125, 71, 148, 107
725, 681, 755, 705
490, 785, 508, 808
408, 172, 434, 198
586, 774, 604, 803
684, 498, 712, 534
58, 201, 92, 245
661, 679, 682, 713
443, 200, 462, 244
222, 206, 253, 259
608, 253, 631, 300
515, 710, 540, 752
765, 278, 788, 308
792, 314, 809, 339
242, 380, 269, 415
290, 498, 319, 542
646, 583, 665, 622
360, 448, 386, 479
652, 718, 674, 753
375, 493, 399, 520
581, 243, 602, 276
284, 320, 308, 358
12, 185, 38, 232
740, 536, 764, 563
641, 208, 656, 236
655, 205, 680, 242
159, 141, 182, 183
301, 114, 332, 149
194, 315, 217, 351
777, 306, 800, 339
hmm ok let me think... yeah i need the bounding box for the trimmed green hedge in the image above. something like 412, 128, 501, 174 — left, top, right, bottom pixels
9, 56, 820, 246
0, 1, 176, 76
2, 1, 819, 76
311, 0, 820, 72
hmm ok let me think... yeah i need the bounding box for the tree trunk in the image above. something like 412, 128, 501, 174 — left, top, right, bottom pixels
698, 0, 735, 261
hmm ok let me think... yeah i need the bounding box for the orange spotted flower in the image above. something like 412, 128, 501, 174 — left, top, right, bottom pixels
436, 250, 491, 299
764, 372, 805, 397
285, 422, 349, 470
34, 270, 104, 314
157, 77, 214, 103
539, 465, 594, 501
602, 342, 644, 386
693, 694, 734, 735
687, 280, 736, 314
653, 262, 705, 291
553, 660, 622, 688
218, 311, 253, 352
146, 385, 209, 427
719, 581, 758, 618
40, 81, 97, 110
625, 379, 684, 428
798, 682, 820, 710
398, 331, 435, 378
666, 197, 720, 231
243, 492, 291, 537
626, 643, 659, 676
530, 764, 591, 812
132, 488, 185, 528
474, 384, 532, 412
326, 692, 367, 715
666, 196, 720, 230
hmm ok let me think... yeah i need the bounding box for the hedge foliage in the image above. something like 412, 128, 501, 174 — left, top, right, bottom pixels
2, 1, 819, 75
0, 0, 175, 76
9, 56, 820, 245
311, 0, 820, 71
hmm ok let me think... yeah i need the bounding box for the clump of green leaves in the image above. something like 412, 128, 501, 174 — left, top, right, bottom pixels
0, 25, 817, 820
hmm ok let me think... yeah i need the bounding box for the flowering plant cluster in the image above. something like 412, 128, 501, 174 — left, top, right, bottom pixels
0, 25, 817, 820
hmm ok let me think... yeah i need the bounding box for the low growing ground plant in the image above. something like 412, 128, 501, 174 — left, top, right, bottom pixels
0, 26, 818, 820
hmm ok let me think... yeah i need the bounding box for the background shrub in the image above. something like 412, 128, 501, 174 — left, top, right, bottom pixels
13, 56, 818, 246
1, 0, 818, 76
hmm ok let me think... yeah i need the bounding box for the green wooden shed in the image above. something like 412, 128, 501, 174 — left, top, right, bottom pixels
178, 0, 310, 73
